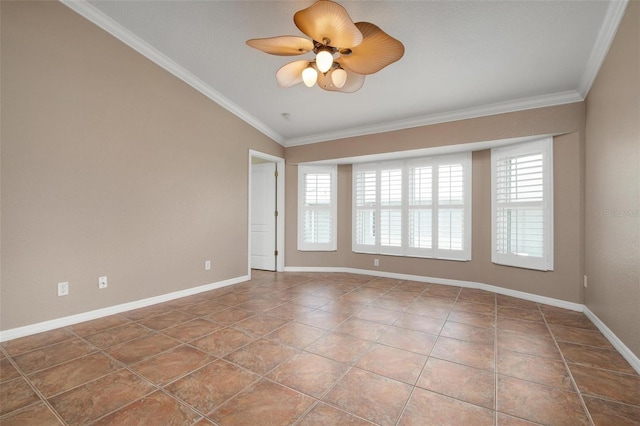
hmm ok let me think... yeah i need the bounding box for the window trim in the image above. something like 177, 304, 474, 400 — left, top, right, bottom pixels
491, 137, 554, 271
297, 164, 338, 251
352, 153, 472, 261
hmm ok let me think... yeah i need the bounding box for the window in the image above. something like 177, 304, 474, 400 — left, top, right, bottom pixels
353, 153, 471, 260
491, 138, 553, 271
298, 165, 337, 251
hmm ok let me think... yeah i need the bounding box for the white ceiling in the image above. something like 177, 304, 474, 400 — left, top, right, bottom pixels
62, 0, 627, 147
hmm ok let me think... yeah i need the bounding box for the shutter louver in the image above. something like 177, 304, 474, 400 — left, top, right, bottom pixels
304, 173, 332, 244
408, 166, 432, 249
491, 138, 553, 271
380, 168, 402, 248
495, 153, 544, 257
355, 170, 377, 246
438, 164, 465, 251
353, 153, 471, 260
298, 165, 337, 251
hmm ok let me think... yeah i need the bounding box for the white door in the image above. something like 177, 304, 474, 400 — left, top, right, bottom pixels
251, 162, 277, 271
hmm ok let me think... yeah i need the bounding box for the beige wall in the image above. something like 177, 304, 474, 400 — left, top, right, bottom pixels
3, 1, 636, 366
285, 104, 586, 303
585, 1, 639, 357
0, 1, 283, 330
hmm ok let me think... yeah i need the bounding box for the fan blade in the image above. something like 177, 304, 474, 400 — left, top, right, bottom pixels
246, 36, 314, 56
340, 22, 404, 75
276, 60, 311, 88
317, 63, 365, 93
294, 0, 363, 49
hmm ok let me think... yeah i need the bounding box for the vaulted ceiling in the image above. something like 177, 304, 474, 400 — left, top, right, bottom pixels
63, 1, 627, 146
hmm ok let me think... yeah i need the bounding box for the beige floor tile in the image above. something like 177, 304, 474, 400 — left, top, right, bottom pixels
48, 370, 154, 424
268, 352, 348, 398
355, 344, 427, 385
1, 272, 636, 425
93, 391, 200, 425
298, 403, 375, 425
497, 375, 590, 426
399, 387, 494, 425
166, 359, 258, 414
209, 379, 314, 425
417, 357, 495, 409
323, 368, 412, 426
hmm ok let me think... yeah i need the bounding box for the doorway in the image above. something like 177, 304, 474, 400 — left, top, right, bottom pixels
248, 150, 285, 274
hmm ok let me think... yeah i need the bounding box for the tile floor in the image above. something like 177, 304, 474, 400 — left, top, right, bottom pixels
1, 272, 639, 425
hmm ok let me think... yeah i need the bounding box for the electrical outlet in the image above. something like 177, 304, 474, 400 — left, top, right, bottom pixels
58, 282, 69, 296
205, 260, 211, 270
374, 258, 380, 267
583, 275, 588, 288
98, 276, 108, 289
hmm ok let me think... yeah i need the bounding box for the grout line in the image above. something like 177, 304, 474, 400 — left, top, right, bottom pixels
289, 276, 394, 423
261, 276, 381, 424
290, 399, 321, 426
3, 273, 635, 424
69, 315, 256, 425
394, 282, 456, 425
200, 275, 374, 422
541, 309, 596, 426
69, 333, 170, 424
86, 326, 258, 424
0, 351, 69, 425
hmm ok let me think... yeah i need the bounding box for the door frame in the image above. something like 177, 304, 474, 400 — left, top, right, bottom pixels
248, 150, 285, 275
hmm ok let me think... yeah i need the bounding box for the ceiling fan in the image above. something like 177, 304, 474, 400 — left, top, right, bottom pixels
246, 0, 404, 93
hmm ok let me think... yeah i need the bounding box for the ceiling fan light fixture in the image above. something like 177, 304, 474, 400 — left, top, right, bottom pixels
302, 65, 318, 87
331, 67, 347, 88
247, 0, 404, 93
315, 49, 334, 73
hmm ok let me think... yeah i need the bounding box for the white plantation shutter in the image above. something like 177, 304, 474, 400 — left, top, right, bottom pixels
408, 164, 433, 253
492, 138, 553, 270
354, 170, 377, 249
298, 165, 337, 251
437, 163, 466, 254
379, 167, 403, 254
304, 174, 331, 243
353, 153, 471, 260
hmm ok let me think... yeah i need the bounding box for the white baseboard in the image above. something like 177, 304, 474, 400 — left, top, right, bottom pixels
4, 268, 639, 376
287, 266, 640, 374
285, 266, 583, 311
583, 307, 640, 375
0, 275, 248, 343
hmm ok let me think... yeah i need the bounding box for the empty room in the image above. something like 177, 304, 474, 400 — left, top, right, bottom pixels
1, 0, 638, 425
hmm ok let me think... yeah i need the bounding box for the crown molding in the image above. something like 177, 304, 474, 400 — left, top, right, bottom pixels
578, 0, 629, 98
283, 91, 584, 147
59, 0, 284, 145
60, 0, 621, 149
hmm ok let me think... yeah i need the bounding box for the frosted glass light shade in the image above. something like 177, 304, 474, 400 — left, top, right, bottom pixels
302, 66, 318, 87
331, 68, 347, 88
316, 50, 334, 73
